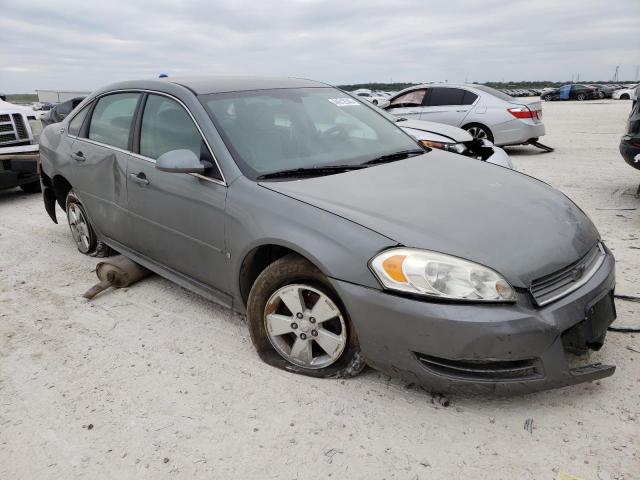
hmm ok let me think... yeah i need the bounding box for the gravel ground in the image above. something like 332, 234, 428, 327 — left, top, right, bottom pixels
1, 99, 639, 480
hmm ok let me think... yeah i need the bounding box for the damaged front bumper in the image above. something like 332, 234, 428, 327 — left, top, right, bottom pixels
332, 250, 616, 394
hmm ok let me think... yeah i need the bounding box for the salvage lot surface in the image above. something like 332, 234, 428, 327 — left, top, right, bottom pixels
1, 100, 639, 479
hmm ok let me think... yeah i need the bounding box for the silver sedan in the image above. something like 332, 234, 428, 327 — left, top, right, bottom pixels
384, 83, 546, 147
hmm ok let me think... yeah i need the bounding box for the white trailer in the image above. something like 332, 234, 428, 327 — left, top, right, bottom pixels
36, 90, 91, 103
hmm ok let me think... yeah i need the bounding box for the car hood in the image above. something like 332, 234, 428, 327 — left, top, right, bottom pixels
0, 99, 34, 115
260, 151, 599, 288
396, 119, 472, 142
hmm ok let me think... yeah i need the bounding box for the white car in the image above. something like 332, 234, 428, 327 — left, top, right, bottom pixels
352, 89, 389, 106
397, 118, 514, 169
612, 85, 638, 100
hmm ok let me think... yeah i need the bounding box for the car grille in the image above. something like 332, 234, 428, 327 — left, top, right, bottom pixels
530, 243, 605, 306
12, 114, 28, 139
415, 353, 542, 381
0, 113, 30, 146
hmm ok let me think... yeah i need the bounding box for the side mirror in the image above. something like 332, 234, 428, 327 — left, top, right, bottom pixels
156, 149, 207, 174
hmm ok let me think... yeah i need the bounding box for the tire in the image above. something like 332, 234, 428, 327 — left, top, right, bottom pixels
462, 123, 494, 143
621, 94, 630, 100
577, 93, 586, 101
247, 253, 366, 379
543, 95, 553, 101
65, 191, 114, 257
372, 99, 378, 105
20, 181, 41, 193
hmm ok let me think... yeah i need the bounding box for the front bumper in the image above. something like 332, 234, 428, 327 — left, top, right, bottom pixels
484, 144, 514, 169
332, 251, 616, 394
0, 145, 40, 190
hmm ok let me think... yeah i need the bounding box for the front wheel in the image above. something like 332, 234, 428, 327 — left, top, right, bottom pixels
577, 93, 586, 101
247, 254, 365, 378
620, 94, 630, 100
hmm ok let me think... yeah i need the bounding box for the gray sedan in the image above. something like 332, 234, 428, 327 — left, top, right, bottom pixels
39, 76, 616, 393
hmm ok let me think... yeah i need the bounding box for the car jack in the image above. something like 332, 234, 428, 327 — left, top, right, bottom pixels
528, 139, 554, 152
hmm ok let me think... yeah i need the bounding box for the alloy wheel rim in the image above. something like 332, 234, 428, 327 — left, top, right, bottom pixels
67, 203, 92, 253
264, 284, 347, 369
467, 126, 487, 139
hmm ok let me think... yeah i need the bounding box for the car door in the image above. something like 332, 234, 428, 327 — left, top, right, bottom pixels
384, 88, 427, 119
126, 92, 229, 294
67, 92, 141, 245
419, 87, 476, 126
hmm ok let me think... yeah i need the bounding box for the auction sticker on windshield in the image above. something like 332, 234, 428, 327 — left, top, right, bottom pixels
328, 98, 360, 107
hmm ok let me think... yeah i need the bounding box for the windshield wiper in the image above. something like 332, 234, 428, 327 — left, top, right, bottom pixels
256, 164, 366, 180
361, 149, 424, 166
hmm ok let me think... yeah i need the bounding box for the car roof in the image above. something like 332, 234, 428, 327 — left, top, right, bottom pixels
96, 76, 330, 96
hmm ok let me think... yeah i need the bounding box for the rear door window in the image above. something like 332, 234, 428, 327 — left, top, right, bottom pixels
426, 88, 466, 106
88, 93, 140, 150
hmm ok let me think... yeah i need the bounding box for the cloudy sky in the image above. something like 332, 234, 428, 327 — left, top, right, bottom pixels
1, 0, 639, 93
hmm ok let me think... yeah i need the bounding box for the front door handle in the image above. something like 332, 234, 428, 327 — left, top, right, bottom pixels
71, 151, 85, 162
129, 172, 149, 186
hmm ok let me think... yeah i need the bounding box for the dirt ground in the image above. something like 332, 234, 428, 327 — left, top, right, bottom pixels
1, 99, 639, 480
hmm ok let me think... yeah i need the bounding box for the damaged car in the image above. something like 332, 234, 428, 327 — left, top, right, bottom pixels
39, 77, 616, 393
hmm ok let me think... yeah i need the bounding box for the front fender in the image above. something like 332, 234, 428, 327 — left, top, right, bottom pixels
226, 177, 396, 309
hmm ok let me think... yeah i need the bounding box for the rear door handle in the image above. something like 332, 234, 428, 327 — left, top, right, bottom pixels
129, 172, 149, 186
71, 151, 85, 162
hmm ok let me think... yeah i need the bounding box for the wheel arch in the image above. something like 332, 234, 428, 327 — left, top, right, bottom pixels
237, 241, 328, 309
51, 174, 73, 211
461, 122, 494, 143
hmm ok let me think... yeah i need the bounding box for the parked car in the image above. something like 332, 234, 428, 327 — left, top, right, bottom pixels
39, 76, 616, 393
393, 116, 514, 169
0, 99, 42, 192
352, 89, 388, 106
40, 96, 86, 127
620, 91, 640, 171
383, 83, 545, 146
612, 85, 638, 100
542, 84, 600, 101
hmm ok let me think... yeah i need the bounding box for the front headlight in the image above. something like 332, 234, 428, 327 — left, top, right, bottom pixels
370, 248, 515, 302
419, 139, 467, 155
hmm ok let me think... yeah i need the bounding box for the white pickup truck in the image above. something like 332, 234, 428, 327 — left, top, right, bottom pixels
0, 97, 42, 192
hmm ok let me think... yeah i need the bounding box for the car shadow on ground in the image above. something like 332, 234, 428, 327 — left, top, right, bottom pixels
0, 187, 39, 203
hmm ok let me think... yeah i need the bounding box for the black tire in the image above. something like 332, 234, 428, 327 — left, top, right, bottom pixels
577, 93, 586, 101
543, 95, 553, 101
65, 191, 114, 257
462, 123, 494, 143
372, 99, 378, 105
20, 181, 41, 193
247, 253, 366, 379
620, 94, 630, 100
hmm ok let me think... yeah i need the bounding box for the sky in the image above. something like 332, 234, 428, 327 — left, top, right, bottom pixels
1, 0, 639, 93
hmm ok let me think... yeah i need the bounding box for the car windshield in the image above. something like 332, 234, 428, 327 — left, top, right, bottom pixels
200, 87, 418, 180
